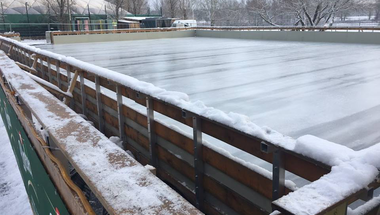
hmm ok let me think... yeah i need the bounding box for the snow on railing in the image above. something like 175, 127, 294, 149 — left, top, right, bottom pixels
0, 48, 202, 215
0, 35, 379, 215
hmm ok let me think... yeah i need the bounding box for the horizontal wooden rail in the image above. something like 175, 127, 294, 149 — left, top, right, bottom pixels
1, 36, 379, 215
0, 33, 21, 38
49, 26, 380, 37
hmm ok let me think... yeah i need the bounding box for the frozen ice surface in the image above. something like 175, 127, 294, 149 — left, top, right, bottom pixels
37, 37, 380, 150
0, 118, 33, 215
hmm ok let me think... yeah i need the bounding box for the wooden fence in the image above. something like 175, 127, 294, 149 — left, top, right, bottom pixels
49, 26, 380, 37
0, 36, 379, 215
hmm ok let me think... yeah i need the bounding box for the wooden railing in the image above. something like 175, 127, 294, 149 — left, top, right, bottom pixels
0, 32, 21, 38
49, 26, 380, 37
0, 36, 379, 215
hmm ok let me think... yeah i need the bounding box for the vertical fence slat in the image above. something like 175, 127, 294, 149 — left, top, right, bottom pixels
95, 76, 104, 133
28, 51, 33, 67
146, 97, 158, 167
116, 85, 124, 140
80, 71, 86, 115
47, 58, 52, 82
193, 116, 204, 210
40, 56, 44, 78
66, 64, 72, 83
56, 61, 61, 89
272, 149, 285, 201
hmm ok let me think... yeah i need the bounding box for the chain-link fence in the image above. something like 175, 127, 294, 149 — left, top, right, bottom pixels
0, 21, 121, 38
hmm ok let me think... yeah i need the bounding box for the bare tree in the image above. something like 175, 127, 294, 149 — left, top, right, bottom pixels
164, 0, 178, 17
151, 0, 164, 13
198, 0, 222, 26
247, 0, 359, 27
108, 0, 126, 20
178, 0, 194, 19
44, 0, 75, 25
129, 0, 147, 15
376, 0, 380, 21
246, 0, 284, 26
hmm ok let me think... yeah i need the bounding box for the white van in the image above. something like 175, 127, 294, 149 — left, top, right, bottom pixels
171, 20, 197, 28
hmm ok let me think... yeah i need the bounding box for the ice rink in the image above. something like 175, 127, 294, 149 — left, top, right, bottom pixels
38, 37, 380, 150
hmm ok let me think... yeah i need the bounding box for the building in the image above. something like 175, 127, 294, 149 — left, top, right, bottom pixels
0, 0, 129, 37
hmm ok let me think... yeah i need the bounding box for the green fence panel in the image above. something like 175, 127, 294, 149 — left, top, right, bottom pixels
0, 87, 70, 215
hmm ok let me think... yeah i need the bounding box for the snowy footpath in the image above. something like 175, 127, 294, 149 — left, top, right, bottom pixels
0, 118, 33, 215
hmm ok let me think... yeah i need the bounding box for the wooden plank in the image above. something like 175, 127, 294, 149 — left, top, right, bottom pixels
101, 94, 118, 111
157, 167, 197, 206
157, 145, 195, 182
85, 98, 98, 116
122, 105, 148, 128
120, 85, 146, 106
284, 152, 330, 182
99, 77, 116, 92
103, 111, 119, 130
72, 92, 82, 105
128, 144, 223, 215
155, 122, 194, 155
201, 119, 272, 163
84, 85, 96, 98
204, 176, 267, 215
153, 100, 193, 126
203, 146, 275, 200
124, 124, 149, 151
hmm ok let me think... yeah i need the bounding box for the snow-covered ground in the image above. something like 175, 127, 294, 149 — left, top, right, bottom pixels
0, 118, 33, 215
37, 37, 380, 150
21, 39, 47, 46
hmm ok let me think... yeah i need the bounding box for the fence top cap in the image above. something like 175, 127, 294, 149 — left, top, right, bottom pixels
0, 50, 203, 215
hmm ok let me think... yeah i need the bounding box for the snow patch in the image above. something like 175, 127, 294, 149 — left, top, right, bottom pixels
0, 118, 33, 215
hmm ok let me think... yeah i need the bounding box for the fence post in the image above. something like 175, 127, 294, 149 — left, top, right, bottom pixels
116, 85, 125, 141
193, 116, 204, 210
95, 76, 104, 133
146, 97, 158, 167
272, 148, 285, 201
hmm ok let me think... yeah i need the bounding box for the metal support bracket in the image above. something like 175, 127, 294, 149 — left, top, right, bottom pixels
47, 58, 52, 82
261, 141, 274, 154
182, 109, 188, 118
359, 188, 375, 202
66, 64, 72, 83
95, 76, 105, 133
116, 85, 125, 141
80, 71, 86, 115
56, 61, 61, 89
146, 97, 158, 167
272, 148, 285, 201
193, 116, 204, 210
